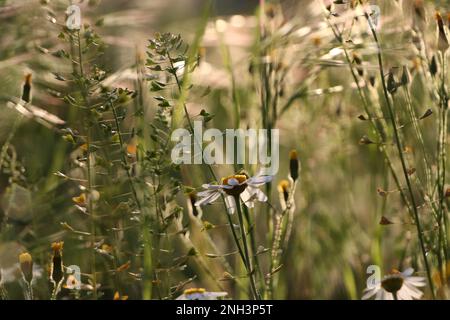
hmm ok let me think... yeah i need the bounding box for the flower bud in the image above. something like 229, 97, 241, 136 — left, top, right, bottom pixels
289, 150, 299, 182
21, 74, 32, 103
50, 242, 64, 285
19, 252, 33, 283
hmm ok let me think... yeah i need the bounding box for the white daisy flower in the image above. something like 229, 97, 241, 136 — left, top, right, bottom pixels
195, 173, 273, 214
176, 288, 228, 300
362, 268, 426, 300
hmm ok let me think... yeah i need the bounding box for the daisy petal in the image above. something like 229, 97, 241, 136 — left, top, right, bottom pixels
195, 191, 221, 206
225, 196, 236, 214
246, 175, 273, 186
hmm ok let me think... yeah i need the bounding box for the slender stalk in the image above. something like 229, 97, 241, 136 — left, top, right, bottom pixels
76, 30, 97, 299
234, 195, 260, 300
362, 9, 435, 298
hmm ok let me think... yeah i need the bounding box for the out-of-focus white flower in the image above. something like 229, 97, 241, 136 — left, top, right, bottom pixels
362, 268, 426, 300
195, 173, 272, 214
176, 288, 227, 300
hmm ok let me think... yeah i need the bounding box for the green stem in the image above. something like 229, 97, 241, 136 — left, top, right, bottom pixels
234, 195, 260, 300
76, 30, 97, 299
362, 8, 436, 298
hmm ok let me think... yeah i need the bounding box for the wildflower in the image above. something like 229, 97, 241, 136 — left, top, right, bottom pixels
278, 180, 290, 211
176, 288, 227, 300
436, 12, 449, 53
362, 268, 426, 300
21, 74, 32, 103
19, 252, 33, 284
289, 150, 299, 182
195, 172, 272, 214
50, 242, 64, 286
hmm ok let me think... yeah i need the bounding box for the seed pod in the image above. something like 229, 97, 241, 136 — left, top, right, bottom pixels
419, 108, 433, 120
436, 12, 449, 52
387, 70, 398, 94
359, 135, 375, 145
50, 242, 64, 285
379, 216, 394, 225
400, 66, 410, 86
429, 55, 438, 76
21, 74, 32, 103
19, 252, 33, 283
358, 114, 368, 121
289, 150, 299, 182
352, 53, 364, 77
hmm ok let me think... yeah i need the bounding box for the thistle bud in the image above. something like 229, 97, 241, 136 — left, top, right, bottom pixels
50, 242, 64, 285
21, 74, 32, 103
19, 252, 33, 283
289, 150, 299, 182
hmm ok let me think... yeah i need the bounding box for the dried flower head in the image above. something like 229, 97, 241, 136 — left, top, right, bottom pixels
50, 242, 64, 285
289, 149, 299, 182
21, 73, 32, 103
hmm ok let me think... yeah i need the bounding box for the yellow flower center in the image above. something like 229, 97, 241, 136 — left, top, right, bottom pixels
184, 288, 206, 295
19, 252, 32, 264
278, 180, 290, 203
221, 174, 248, 196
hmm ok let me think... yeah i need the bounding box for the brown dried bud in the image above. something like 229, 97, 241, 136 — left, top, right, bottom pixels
430, 55, 438, 76
400, 66, 410, 86
359, 135, 375, 145
379, 216, 394, 225
21, 74, 32, 103
358, 114, 368, 121
419, 108, 433, 120
387, 70, 398, 94
50, 242, 64, 285
289, 150, 299, 182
